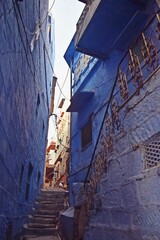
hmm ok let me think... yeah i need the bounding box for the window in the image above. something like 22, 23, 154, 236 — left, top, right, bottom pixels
25, 162, 33, 201
37, 171, 41, 189
36, 94, 40, 117
144, 135, 160, 169
19, 164, 24, 186
81, 117, 92, 149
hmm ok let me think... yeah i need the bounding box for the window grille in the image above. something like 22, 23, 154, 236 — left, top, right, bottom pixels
144, 136, 160, 169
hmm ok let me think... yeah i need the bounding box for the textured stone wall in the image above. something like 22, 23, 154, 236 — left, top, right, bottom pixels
68, 50, 122, 204
0, 0, 53, 237
67, 1, 160, 237
84, 68, 160, 239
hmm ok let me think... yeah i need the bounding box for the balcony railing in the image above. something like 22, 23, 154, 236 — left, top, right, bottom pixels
84, 11, 160, 210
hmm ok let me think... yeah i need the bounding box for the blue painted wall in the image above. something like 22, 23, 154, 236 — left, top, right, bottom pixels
68, 49, 126, 205
0, 0, 54, 238
65, 5, 160, 240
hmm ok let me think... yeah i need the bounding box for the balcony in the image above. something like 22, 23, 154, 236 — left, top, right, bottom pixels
75, 0, 148, 59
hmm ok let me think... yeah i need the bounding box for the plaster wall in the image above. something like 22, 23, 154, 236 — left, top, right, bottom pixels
0, 0, 53, 237
84, 68, 160, 239
69, 49, 125, 204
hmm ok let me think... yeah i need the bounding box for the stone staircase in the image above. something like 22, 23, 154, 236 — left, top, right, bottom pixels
21, 189, 67, 240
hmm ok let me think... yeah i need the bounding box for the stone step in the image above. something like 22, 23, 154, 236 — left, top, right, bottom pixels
33, 213, 58, 219
40, 190, 67, 197
37, 198, 64, 204
33, 209, 59, 217
34, 202, 64, 210
22, 235, 59, 240
28, 215, 58, 224
23, 223, 58, 236
37, 195, 65, 202
28, 222, 57, 229
32, 207, 64, 216
39, 196, 65, 202
21, 189, 66, 239
41, 189, 67, 194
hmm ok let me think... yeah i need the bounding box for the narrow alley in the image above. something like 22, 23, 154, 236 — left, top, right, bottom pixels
1, 0, 160, 240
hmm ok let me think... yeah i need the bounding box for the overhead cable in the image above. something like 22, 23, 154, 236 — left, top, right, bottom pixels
41, 0, 56, 26
39, 28, 70, 101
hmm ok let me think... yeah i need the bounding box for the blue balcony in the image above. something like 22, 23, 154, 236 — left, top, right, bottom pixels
75, 0, 148, 59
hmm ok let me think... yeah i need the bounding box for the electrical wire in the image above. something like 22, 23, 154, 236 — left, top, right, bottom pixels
12, 0, 35, 78
24, 26, 36, 35
41, 0, 56, 26
50, 114, 69, 149
49, 113, 70, 127
8, 0, 69, 118
13, 0, 68, 112
56, 81, 70, 101
50, 112, 70, 124
0, 1, 15, 22
55, 67, 70, 111
35, 0, 70, 103
34, 0, 70, 105
12, 0, 49, 108
90, 75, 116, 91
61, 67, 70, 89
14, 1, 37, 74
39, 28, 70, 101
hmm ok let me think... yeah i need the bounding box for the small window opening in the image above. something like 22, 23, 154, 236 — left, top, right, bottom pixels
25, 162, 33, 201
81, 117, 92, 149
19, 164, 24, 186
36, 94, 40, 116
37, 171, 41, 188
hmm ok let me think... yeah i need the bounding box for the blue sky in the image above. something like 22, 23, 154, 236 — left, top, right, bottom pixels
51, 0, 84, 112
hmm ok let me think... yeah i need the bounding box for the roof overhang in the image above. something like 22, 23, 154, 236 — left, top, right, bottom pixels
75, 0, 148, 58
67, 91, 94, 112
64, 36, 75, 68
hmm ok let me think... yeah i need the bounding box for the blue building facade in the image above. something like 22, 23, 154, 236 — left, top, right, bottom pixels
0, 0, 54, 238
65, 0, 160, 239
